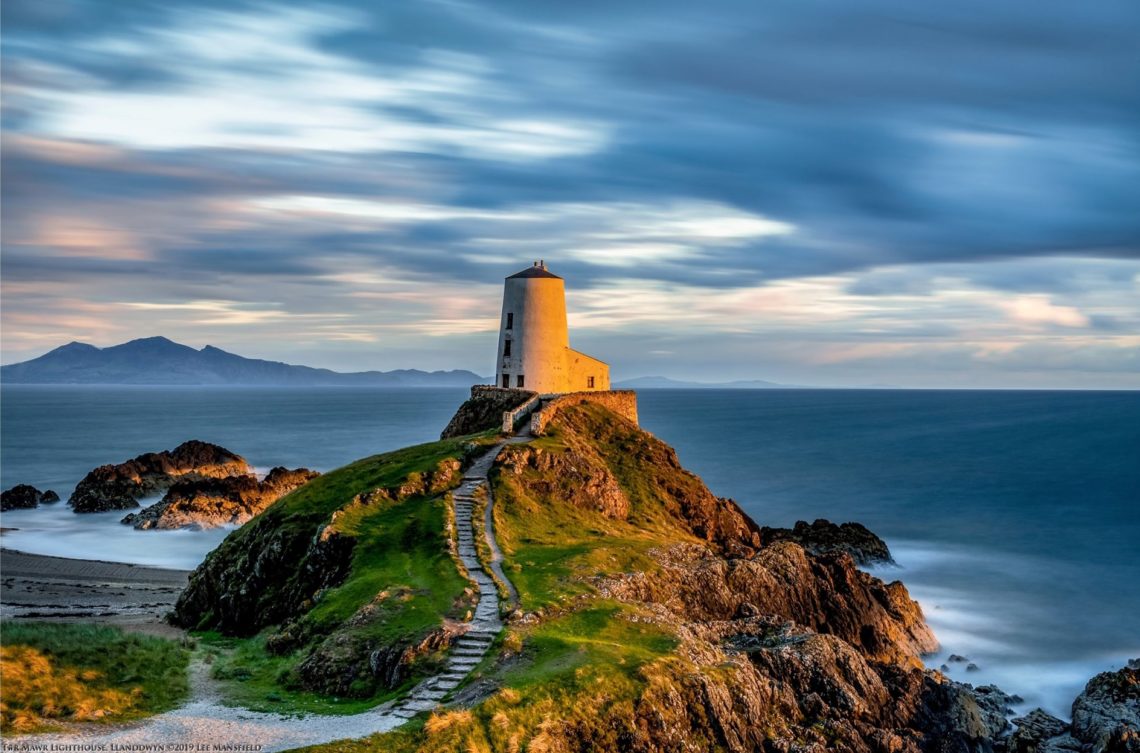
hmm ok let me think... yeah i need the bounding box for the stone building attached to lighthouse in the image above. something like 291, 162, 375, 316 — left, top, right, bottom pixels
495, 261, 609, 394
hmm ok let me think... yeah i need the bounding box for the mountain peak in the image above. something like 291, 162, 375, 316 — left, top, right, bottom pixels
53, 341, 100, 353
1, 337, 484, 386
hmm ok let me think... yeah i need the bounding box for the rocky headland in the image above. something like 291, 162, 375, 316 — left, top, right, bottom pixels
11, 393, 1135, 752
1, 484, 60, 511
121, 466, 320, 530
68, 440, 252, 512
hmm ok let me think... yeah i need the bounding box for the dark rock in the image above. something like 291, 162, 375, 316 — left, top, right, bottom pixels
758, 518, 894, 565
70, 440, 251, 512
1009, 709, 1069, 753
121, 467, 319, 530
1, 484, 58, 511
1069, 664, 1140, 753
949, 654, 970, 663
968, 662, 980, 671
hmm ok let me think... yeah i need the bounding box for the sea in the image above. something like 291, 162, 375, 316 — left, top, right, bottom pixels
1, 385, 1137, 718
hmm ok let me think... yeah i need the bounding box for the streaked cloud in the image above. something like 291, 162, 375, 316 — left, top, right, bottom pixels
1, 0, 1137, 387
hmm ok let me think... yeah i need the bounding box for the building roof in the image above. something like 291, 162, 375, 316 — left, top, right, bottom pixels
507, 261, 562, 280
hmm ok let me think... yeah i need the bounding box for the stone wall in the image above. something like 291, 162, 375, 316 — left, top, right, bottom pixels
440, 386, 537, 439
530, 390, 639, 436
502, 393, 543, 433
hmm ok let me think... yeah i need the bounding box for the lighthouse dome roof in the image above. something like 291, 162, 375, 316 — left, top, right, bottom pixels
507, 261, 561, 280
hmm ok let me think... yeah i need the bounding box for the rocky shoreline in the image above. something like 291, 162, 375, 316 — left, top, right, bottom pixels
121, 466, 319, 530
69, 440, 252, 512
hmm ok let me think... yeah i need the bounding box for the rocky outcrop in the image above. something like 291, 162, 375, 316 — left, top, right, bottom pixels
1069, 664, 1140, 752
120, 467, 319, 530
598, 542, 937, 668
441, 386, 537, 439
296, 621, 462, 698
0, 485, 59, 511
1009, 709, 1069, 752
759, 519, 894, 565
69, 440, 251, 512
1004, 664, 1139, 753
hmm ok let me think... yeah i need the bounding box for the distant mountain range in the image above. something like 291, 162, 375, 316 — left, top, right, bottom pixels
613, 376, 788, 389
0, 337, 484, 387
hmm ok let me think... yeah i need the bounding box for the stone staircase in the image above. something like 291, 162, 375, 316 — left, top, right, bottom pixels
388, 442, 516, 718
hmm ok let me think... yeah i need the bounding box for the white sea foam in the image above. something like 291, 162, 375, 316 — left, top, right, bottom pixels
879, 540, 1140, 719
0, 496, 227, 569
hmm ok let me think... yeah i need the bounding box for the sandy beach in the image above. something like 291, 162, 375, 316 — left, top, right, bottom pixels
0, 547, 190, 637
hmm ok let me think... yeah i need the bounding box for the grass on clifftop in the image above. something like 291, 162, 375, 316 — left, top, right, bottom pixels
197, 432, 497, 714
0, 623, 190, 733
293, 404, 705, 753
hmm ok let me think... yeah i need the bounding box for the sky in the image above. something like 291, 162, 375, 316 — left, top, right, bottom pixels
2, 0, 1138, 388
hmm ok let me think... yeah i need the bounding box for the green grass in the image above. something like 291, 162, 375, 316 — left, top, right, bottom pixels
0, 623, 190, 733
196, 632, 396, 715
291, 404, 697, 753
189, 434, 497, 713
303, 495, 469, 641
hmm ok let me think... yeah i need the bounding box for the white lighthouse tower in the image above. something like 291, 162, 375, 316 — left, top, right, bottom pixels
495, 261, 609, 394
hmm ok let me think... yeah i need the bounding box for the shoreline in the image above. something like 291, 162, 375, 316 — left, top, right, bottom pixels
0, 547, 191, 638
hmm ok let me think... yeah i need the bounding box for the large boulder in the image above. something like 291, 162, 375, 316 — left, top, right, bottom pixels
0, 485, 59, 511
121, 467, 319, 530
1069, 663, 1140, 753
758, 518, 894, 565
69, 440, 251, 512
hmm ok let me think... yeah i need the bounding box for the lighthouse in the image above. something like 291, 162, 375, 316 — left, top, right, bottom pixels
494, 261, 609, 394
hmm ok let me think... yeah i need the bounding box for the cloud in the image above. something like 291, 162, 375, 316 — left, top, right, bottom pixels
999, 295, 1090, 328
2, 0, 1138, 386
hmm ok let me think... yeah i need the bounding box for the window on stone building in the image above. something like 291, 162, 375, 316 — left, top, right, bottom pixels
503, 339, 512, 357
501, 373, 510, 388
587, 376, 595, 388
517, 374, 525, 388
506, 313, 514, 330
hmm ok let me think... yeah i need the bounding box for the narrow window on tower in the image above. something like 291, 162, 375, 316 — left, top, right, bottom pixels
517, 374, 525, 388
587, 376, 595, 388
503, 339, 512, 358
501, 373, 510, 388
506, 313, 514, 330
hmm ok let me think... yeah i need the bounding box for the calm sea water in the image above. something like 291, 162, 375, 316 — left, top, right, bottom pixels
2, 385, 1137, 716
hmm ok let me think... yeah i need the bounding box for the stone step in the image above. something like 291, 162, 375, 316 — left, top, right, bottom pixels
402, 698, 440, 712
410, 688, 448, 702
457, 637, 493, 648
452, 648, 487, 658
